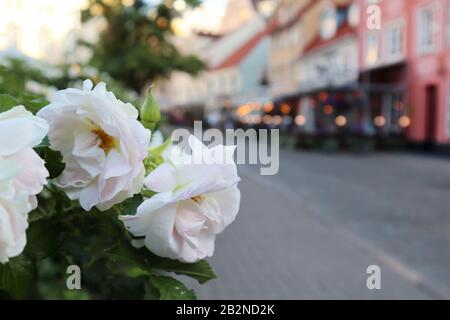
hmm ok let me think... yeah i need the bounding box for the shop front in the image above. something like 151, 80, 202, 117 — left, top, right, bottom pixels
294, 85, 369, 151
359, 62, 410, 150
294, 35, 366, 150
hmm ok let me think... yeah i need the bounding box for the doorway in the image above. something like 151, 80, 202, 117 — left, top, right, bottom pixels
425, 85, 438, 147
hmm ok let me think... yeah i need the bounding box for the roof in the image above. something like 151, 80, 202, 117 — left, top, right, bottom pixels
302, 21, 356, 55
212, 27, 269, 70
270, 0, 354, 34
300, 1, 356, 55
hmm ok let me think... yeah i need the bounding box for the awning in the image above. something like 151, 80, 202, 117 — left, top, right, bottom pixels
272, 91, 302, 104
298, 82, 360, 96
360, 83, 406, 93
359, 60, 406, 75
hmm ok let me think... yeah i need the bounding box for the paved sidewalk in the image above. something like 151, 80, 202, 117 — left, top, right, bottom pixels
185, 160, 446, 299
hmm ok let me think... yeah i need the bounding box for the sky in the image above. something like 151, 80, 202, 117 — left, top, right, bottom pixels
147, 0, 228, 13
147, 0, 229, 33
181, 0, 229, 34
202, 0, 228, 13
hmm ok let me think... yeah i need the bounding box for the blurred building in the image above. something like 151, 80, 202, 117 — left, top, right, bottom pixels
0, 0, 86, 64
219, 0, 279, 34
268, 0, 308, 99
358, 0, 450, 150
267, 0, 357, 132
299, 2, 359, 94
205, 18, 270, 112
219, 0, 258, 34
154, 0, 275, 126
156, 0, 450, 151
296, 1, 361, 135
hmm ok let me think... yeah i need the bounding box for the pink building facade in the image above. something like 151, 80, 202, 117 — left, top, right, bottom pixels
359, 0, 450, 148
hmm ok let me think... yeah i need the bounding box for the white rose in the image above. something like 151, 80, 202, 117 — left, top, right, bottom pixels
37, 80, 151, 211
0, 161, 32, 264
0, 106, 49, 263
120, 135, 241, 263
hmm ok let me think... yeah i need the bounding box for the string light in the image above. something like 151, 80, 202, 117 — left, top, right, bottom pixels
263, 115, 272, 125
319, 92, 329, 101
335, 115, 347, 127
273, 115, 282, 126
295, 115, 306, 126
374, 115, 386, 127
281, 103, 291, 115
263, 102, 274, 113
323, 104, 334, 115
399, 116, 411, 128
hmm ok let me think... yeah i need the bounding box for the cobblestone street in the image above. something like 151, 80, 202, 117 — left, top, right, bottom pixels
185, 150, 450, 299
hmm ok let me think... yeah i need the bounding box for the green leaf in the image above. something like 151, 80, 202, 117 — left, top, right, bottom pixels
108, 276, 146, 300
34, 139, 66, 180
0, 289, 12, 299
125, 266, 152, 278
24, 218, 58, 260
149, 275, 196, 300
121, 194, 144, 216
26, 97, 49, 114
144, 281, 160, 300
144, 251, 216, 284
37, 147, 65, 179
104, 242, 147, 269
0, 255, 36, 299
107, 241, 216, 284
104, 244, 196, 300
0, 94, 19, 112
149, 138, 171, 157
35, 136, 50, 149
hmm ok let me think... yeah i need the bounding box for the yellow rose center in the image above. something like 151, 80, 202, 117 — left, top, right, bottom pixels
191, 195, 205, 204
92, 128, 117, 153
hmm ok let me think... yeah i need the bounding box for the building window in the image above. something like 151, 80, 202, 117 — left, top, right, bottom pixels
385, 21, 404, 61
365, 31, 380, 66
417, 7, 435, 54
229, 75, 238, 93
220, 75, 227, 91
320, 6, 338, 40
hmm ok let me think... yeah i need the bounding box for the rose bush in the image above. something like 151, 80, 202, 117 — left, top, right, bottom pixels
0, 82, 241, 300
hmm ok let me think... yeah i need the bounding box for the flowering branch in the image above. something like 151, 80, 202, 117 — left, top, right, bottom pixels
0, 81, 240, 299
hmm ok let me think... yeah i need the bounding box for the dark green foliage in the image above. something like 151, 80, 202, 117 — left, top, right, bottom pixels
81, 0, 204, 93
0, 256, 36, 299
0, 92, 216, 299
0, 192, 216, 299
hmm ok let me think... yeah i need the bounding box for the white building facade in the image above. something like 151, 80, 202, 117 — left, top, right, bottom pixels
0, 0, 86, 63
155, 12, 270, 114
299, 36, 358, 93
